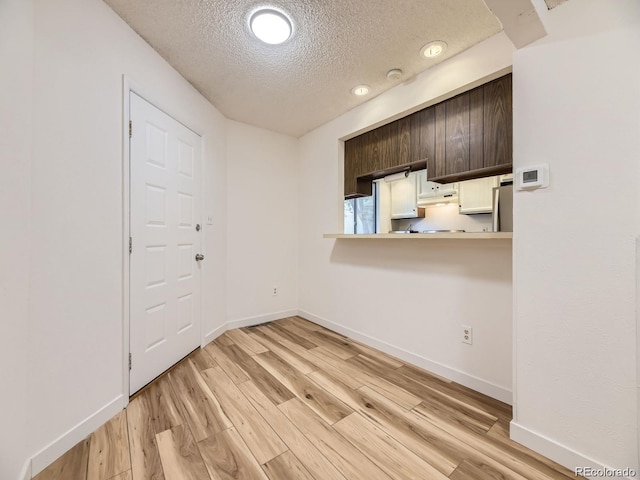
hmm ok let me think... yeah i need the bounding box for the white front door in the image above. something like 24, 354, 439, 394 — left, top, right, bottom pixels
129, 92, 202, 394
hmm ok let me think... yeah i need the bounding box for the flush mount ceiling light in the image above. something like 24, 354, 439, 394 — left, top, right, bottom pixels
386, 68, 403, 80
352, 85, 370, 96
250, 8, 292, 44
420, 40, 448, 58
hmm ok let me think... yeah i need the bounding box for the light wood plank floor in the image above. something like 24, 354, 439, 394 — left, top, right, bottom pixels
35, 316, 576, 480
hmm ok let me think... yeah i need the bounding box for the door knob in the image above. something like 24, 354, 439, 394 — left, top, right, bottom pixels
195, 253, 205, 261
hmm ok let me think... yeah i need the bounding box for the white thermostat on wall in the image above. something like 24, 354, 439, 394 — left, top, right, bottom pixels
516, 164, 549, 191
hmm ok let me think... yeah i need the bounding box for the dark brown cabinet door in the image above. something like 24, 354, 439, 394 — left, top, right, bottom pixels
344, 136, 362, 197
432, 103, 447, 179
444, 92, 471, 176
469, 87, 484, 171
344, 117, 412, 197
429, 73, 512, 183
410, 108, 435, 163
362, 128, 380, 173
410, 108, 435, 184
344, 135, 372, 197
483, 75, 512, 168
361, 129, 379, 194
377, 122, 396, 171
376, 118, 410, 170
396, 116, 411, 167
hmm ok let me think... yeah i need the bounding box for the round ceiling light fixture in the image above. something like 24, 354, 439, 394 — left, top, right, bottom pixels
420, 40, 448, 58
250, 8, 293, 45
351, 85, 370, 96
386, 68, 403, 80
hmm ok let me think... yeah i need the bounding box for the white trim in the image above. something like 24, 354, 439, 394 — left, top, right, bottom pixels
123, 76, 205, 397
636, 237, 640, 464
123, 77, 205, 138
227, 310, 300, 331
19, 459, 31, 480
203, 323, 227, 345
30, 395, 125, 477
510, 421, 637, 480
198, 126, 205, 351
512, 231, 519, 421
122, 75, 134, 404
201, 310, 299, 346
298, 310, 512, 404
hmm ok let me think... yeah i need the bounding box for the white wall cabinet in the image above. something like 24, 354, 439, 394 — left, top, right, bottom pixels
417, 170, 458, 206
390, 172, 422, 219
417, 174, 439, 201
458, 176, 499, 214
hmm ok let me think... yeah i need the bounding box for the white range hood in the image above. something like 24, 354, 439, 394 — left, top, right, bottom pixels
416, 171, 458, 206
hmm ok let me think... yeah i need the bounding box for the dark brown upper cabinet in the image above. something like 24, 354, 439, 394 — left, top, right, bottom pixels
344, 134, 373, 197
371, 117, 411, 171
427, 74, 513, 183
344, 117, 414, 198
426, 87, 484, 180
444, 91, 472, 176
483, 74, 513, 169
409, 107, 436, 166
344, 73, 512, 197
428, 74, 512, 184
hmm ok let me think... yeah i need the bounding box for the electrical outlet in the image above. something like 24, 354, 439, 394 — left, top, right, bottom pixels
462, 325, 473, 345
272, 286, 278, 296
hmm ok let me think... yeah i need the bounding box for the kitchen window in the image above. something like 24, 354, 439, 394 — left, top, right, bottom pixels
344, 183, 377, 234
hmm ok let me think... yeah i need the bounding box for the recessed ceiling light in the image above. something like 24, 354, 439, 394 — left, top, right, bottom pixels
352, 85, 370, 96
250, 8, 292, 45
420, 40, 448, 58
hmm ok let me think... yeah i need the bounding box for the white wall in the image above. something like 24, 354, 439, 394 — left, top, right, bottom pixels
511, 0, 640, 473
8, 0, 637, 477
226, 121, 299, 325
27, 0, 227, 474
298, 33, 516, 402
0, 0, 33, 477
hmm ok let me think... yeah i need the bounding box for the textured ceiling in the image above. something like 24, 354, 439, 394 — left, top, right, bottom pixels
105, 1, 518, 137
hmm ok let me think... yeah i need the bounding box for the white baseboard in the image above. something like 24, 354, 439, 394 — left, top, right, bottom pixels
19, 458, 31, 480
227, 310, 299, 330
203, 323, 227, 345
510, 421, 638, 480
202, 310, 299, 347
30, 395, 126, 477
298, 310, 512, 404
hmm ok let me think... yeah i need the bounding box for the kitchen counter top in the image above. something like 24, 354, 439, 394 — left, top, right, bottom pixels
323, 232, 512, 240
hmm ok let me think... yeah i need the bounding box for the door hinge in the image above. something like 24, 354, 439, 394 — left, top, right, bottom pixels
129, 120, 132, 138
129, 353, 132, 371
129, 236, 132, 254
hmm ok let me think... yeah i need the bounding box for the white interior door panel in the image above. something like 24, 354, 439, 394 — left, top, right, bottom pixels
129, 92, 202, 394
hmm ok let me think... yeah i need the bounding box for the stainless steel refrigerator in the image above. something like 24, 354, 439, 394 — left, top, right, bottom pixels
492, 183, 513, 232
